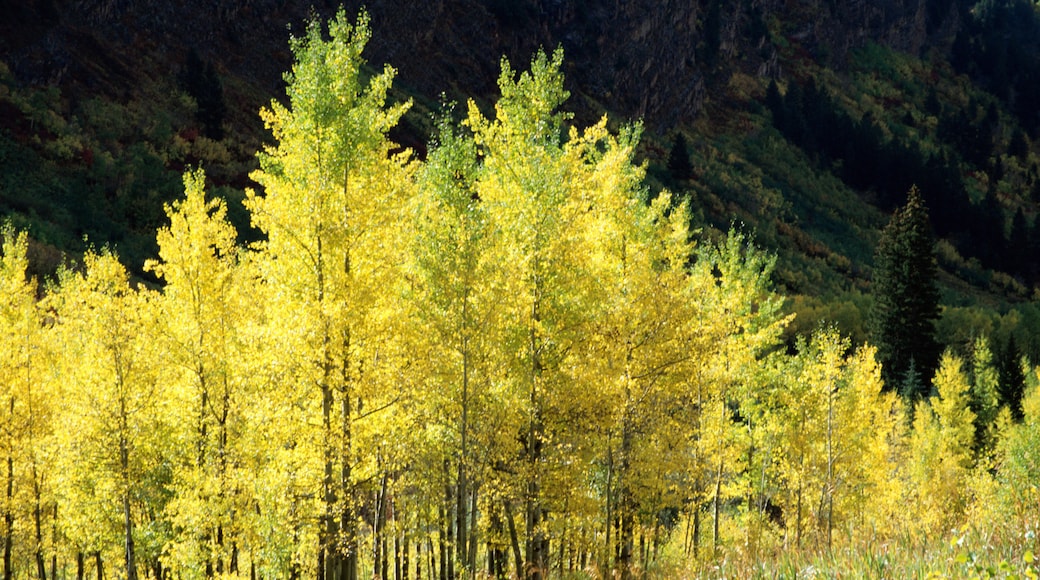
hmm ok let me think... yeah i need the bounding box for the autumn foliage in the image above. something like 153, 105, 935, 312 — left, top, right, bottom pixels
1, 10, 1039, 580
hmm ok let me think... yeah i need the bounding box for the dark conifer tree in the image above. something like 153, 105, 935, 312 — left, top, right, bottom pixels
765, 79, 785, 132
869, 186, 942, 395
1006, 208, 1030, 279
998, 335, 1026, 421
182, 48, 227, 140
667, 133, 694, 182
700, 0, 722, 68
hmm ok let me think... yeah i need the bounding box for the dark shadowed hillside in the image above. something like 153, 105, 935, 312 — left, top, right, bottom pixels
3, 0, 1040, 351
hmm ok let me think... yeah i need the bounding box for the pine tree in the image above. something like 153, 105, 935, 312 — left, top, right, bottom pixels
869, 186, 941, 395
667, 132, 693, 182
998, 335, 1026, 421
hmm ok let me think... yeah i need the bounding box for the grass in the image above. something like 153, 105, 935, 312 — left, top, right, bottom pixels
646, 525, 1040, 579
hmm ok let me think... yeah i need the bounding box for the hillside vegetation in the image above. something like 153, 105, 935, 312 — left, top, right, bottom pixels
1, 8, 1040, 579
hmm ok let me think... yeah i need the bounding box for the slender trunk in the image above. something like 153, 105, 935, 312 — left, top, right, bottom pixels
120, 422, 138, 580
639, 528, 647, 574
467, 486, 478, 577
438, 497, 447, 580
95, 551, 103, 580
402, 530, 409, 580
712, 455, 722, 558
50, 504, 57, 580
374, 474, 387, 579
488, 505, 505, 580
381, 534, 389, 580
556, 500, 566, 576
525, 296, 545, 580
796, 479, 803, 549
503, 501, 523, 579
3, 435, 11, 580
824, 387, 834, 551
3, 394, 14, 580
77, 552, 85, 580
618, 423, 634, 580
427, 537, 435, 580
340, 336, 357, 580
603, 441, 613, 575
652, 512, 661, 566
445, 472, 454, 580
693, 502, 700, 560
456, 329, 469, 578
394, 529, 401, 580
219, 379, 234, 576
321, 365, 337, 580
579, 527, 587, 570
415, 539, 422, 580
122, 491, 137, 580
35, 476, 46, 580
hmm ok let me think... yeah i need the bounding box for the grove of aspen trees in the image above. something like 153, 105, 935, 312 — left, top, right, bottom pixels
2, 9, 1039, 580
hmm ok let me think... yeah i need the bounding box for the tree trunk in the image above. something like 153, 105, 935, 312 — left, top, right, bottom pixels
120, 426, 138, 580
340, 365, 358, 580
525, 299, 545, 580
437, 494, 447, 580
603, 442, 613, 575
95, 551, 103, 580
712, 456, 722, 558
456, 333, 470, 578
488, 506, 505, 580
796, 479, 803, 549
414, 539, 421, 580
401, 531, 409, 580
617, 424, 634, 580
503, 501, 523, 579
35, 480, 46, 580
394, 530, 402, 580
467, 487, 478, 577
321, 382, 336, 580
373, 474, 387, 579
4, 396, 14, 580
693, 502, 700, 559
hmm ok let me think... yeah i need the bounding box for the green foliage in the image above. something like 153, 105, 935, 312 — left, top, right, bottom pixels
667, 132, 693, 182
998, 335, 1027, 421
181, 49, 227, 140
870, 186, 941, 393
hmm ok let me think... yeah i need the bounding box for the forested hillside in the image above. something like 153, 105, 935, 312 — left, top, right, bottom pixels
0, 8, 1039, 578
3, 0, 1040, 578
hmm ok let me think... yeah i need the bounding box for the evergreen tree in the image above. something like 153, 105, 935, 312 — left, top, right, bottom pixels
182, 48, 227, 140
699, 0, 722, 68
869, 186, 941, 395
998, 335, 1026, 421
667, 132, 693, 182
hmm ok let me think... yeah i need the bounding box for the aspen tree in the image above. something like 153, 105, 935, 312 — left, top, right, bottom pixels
147, 169, 253, 578
969, 336, 1000, 458
908, 351, 975, 534
0, 227, 53, 580
683, 232, 788, 558
245, 9, 414, 579
409, 114, 506, 579
464, 49, 586, 580
51, 252, 167, 580
834, 344, 904, 542
571, 119, 694, 579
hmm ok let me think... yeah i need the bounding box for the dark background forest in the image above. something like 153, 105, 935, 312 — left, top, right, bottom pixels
3, 0, 1040, 354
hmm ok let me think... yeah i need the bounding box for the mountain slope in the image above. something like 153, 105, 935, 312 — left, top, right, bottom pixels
2, 0, 1040, 351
